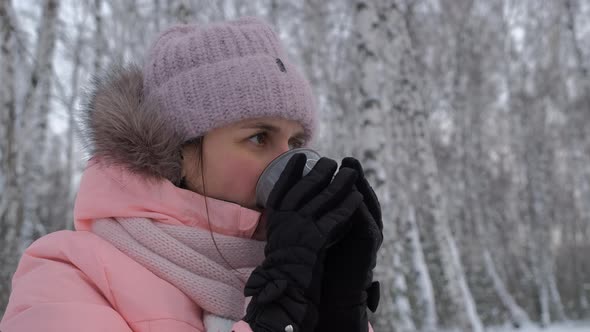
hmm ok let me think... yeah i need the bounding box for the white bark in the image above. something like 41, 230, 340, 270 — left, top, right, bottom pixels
63, 17, 84, 231
351, 1, 413, 330
300, 0, 333, 155
406, 205, 437, 331
523, 6, 567, 322
352, 1, 483, 331
392, 240, 416, 332
373, 1, 483, 331
19, 0, 60, 247
0, 0, 17, 219
93, 0, 103, 74
548, 271, 567, 321
483, 250, 530, 326
0, 0, 23, 312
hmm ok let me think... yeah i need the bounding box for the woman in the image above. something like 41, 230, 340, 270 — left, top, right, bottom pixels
0, 16, 382, 332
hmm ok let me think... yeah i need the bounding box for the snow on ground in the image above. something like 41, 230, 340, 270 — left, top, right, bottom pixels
485, 321, 590, 332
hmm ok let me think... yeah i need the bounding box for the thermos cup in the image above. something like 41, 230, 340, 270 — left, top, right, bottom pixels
255, 148, 321, 208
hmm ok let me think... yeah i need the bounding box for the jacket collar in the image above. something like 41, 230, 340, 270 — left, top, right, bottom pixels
74, 157, 262, 238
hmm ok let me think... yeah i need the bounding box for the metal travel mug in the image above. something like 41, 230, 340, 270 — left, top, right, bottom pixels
255, 148, 321, 208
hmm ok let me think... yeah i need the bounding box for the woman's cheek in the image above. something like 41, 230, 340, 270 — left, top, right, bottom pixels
221, 160, 263, 203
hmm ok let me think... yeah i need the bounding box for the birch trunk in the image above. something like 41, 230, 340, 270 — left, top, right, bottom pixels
379, 2, 482, 331
405, 204, 437, 331
352, 1, 482, 330
351, 1, 412, 330
93, 0, 103, 74
64, 18, 84, 231
19, 0, 60, 248
483, 250, 531, 326
0, 0, 23, 313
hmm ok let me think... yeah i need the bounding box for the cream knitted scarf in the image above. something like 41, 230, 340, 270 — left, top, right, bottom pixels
90, 217, 266, 324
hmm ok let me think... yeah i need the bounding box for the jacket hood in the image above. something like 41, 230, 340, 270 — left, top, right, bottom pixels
77, 64, 185, 185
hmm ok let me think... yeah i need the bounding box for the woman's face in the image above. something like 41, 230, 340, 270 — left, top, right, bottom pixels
181, 117, 308, 212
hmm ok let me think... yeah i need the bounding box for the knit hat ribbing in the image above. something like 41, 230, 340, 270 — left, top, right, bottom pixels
143, 16, 317, 142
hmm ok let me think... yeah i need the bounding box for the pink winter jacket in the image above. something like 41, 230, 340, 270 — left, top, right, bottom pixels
0, 159, 374, 331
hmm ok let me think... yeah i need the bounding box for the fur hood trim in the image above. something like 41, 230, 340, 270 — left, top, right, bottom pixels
77, 64, 186, 185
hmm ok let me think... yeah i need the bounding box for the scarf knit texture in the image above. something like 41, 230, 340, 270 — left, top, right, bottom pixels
90, 216, 266, 322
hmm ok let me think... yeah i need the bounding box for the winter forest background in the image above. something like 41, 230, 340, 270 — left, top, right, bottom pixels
1, 0, 590, 331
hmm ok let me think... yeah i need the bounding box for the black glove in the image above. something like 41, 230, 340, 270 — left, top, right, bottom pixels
243, 153, 363, 332
314, 157, 384, 332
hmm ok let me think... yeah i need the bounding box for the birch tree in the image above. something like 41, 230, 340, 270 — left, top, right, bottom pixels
62, 1, 87, 231
516, 2, 567, 324
0, 0, 22, 311
442, 1, 530, 326
93, 0, 104, 74
353, 1, 483, 331
350, 1, 414, 330
19, 0, 60, 247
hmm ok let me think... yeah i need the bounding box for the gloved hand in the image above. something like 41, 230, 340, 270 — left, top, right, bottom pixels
314, 157, 384, 332
243, 153, 363, 332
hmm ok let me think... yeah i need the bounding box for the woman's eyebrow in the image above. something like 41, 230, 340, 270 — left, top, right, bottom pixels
240, 122, 280, 132
240, 122, 307, 140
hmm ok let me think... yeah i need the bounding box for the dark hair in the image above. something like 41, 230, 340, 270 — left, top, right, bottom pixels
178, 137, 203, 189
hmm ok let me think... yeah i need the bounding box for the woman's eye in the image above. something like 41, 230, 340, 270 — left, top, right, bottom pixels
289, 140, 304, 150
248, 133, 267, 145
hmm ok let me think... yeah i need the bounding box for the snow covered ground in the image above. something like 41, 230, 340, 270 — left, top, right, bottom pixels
486, 321, 590, 332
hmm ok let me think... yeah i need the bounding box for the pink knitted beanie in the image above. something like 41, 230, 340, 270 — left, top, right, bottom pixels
143, 16, 318, 142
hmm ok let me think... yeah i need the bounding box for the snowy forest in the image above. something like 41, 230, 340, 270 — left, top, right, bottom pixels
1, 0, 590, 331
